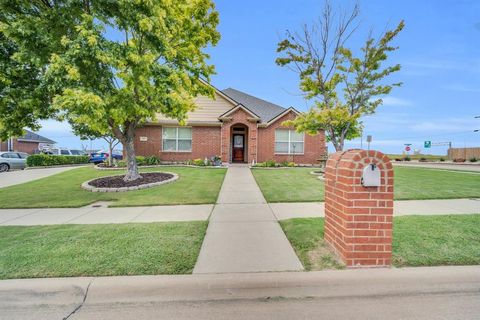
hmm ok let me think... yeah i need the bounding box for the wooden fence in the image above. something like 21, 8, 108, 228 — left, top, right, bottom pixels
448, 147, 480, 160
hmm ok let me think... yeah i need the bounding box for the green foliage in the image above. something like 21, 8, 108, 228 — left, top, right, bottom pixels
265, 160, 277, 167
1, 1, 220, 179
403, 156, 411, 161
440, 158, 446, 162
193, 158, 206, 166
135, 156, 146, 166
26, 154, 89, 167
145, 156, 161, 166
469, 157, 477, 163
276, 3, 404, 151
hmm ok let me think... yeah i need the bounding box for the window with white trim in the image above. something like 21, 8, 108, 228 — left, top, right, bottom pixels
162, 127, 192, 152
275, 129, 304, 154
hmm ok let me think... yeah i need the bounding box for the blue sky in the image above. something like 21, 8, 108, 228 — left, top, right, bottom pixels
38, 0, 480, 154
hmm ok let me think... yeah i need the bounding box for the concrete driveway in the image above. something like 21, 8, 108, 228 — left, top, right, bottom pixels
0, 166, 80, 188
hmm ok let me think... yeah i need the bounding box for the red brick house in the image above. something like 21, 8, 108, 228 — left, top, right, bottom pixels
0, 130, 56, 154
134, 84, 326, 164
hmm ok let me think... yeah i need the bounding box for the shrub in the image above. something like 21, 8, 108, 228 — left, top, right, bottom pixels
439, 158, 445, 162
403, 156, 411, 161
117, 160, 127, 167
280, 161, 289, 167
395, 158, 402, 161
264, 160, 276, 167
135, 156, 146, 166
145, 155, 160, 165
193, 158, 205, 166
287, 162, 296, 167
26, 154, 89, 167
419, 157, 427, 162
469, 157, 478, 162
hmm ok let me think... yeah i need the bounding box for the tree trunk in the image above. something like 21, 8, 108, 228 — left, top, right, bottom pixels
108, 140, 113, 167
123, 136, 142, 181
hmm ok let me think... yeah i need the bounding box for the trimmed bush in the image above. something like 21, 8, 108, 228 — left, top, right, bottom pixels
469, 157, 478, 163
439, 158, 445, 162
193, 158, 206, 166
145, 155, 161, 165
135, 156, 146, 166
26, 154, 89, 167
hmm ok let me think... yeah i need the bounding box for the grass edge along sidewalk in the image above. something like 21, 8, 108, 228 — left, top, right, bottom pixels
280, 214, 480, 270
0, 221, 207, 279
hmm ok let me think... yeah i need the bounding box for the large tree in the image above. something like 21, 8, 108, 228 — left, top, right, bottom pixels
1, 1, 219, 181
276, 2, 404, 151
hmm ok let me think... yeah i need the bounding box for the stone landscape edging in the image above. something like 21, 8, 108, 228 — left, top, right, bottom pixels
94, 164, 226, 170
81, 172, 179, 192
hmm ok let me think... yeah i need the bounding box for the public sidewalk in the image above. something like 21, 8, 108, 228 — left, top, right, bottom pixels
0, 198, 478, 226
193, 165, 303, 273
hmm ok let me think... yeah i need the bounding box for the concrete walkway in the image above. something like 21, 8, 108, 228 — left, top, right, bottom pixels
193, 165, 303, 273
1, 266, 479, 320
0, 198, 478, 226
0, 204, 213, 226
0, 166, 81, 188
270, 198, 480, 220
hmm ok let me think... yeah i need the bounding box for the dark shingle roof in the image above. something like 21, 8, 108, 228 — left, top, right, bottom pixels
222, 88, 287, 123
17, 130, 56, 144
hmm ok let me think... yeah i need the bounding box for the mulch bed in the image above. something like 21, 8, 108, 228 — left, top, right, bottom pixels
88, 172, 174, 188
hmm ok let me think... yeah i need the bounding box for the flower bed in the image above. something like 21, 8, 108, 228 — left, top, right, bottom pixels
81, 172, 178, 192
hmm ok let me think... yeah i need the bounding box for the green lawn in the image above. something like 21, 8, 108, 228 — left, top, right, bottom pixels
280, 215, 480, 270
0, 166, 226, 208
252, 166, 480, 202
252, 168, 325, 202
0, 221, 207, 279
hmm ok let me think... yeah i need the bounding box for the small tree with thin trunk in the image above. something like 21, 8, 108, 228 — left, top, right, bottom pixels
70, 122, 120, 167
276, 1, 404, 151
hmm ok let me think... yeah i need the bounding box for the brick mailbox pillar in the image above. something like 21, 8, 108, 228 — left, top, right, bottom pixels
324, 149, 394, 267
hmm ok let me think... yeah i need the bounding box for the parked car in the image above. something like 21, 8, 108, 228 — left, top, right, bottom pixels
98, 150, 123, 160
88, 152, 109, 164
0, 152, 29, 172
41, 148, 86, 156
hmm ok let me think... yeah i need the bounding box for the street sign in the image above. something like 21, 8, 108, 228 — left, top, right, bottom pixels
366, 135, 372, 143
424, 141, 431, 148
405, 146, 411, 152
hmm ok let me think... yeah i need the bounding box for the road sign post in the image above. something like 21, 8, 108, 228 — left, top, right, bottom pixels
424, 141, 431, 148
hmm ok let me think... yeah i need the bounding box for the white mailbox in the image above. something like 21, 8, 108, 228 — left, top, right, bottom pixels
361, 163, 381, 187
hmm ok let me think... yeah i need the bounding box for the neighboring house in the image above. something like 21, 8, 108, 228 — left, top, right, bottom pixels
0, 130, 56, 155
134, 84, 326, 164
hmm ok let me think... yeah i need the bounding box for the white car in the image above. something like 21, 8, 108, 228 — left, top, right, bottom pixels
42, 148, 86, 156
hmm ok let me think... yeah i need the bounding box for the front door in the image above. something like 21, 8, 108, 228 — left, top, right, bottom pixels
232, 134, 245, 162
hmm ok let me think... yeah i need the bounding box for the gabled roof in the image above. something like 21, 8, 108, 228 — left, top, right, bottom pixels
17, 130, 56, 144
221, 88, 287, 123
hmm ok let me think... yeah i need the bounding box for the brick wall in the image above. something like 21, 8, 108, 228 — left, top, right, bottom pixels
134, 125, 222, 161
257, 111, 326, 164
324, 149, 394, 267
220, 108, 258, 163
0, 139, 39, 154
